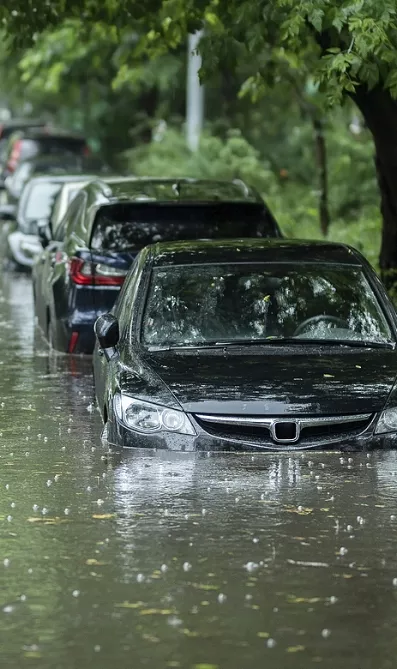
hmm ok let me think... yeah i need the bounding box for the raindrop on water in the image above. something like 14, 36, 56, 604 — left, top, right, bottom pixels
244, 561, 259, 572
321, 629, 331, 638
267, 638, 276, 648
72, 590, 80, 598
217, 593, 227, 603
183, 562, 192, 572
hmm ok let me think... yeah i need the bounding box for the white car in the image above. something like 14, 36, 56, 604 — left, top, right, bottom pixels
7, 174, 99, 269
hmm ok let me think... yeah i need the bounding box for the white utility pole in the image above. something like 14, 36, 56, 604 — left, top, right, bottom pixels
186, 29, 204, 152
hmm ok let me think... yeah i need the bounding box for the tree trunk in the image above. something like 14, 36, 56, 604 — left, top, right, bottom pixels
350, 85, 397, 291
313, 117, 330, 236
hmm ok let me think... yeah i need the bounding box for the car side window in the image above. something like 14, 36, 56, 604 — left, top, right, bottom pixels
54, 192, 84, 242
114, 258, 139, 323
115, 254, 147, 342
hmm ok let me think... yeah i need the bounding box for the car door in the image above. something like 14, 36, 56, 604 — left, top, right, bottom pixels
93, 254, 144, 420
47, 192, 88, 345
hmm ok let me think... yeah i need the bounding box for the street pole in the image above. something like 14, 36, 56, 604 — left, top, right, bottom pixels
186, 29, 204, 152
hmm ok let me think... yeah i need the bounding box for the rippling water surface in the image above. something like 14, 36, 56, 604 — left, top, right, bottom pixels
1, 272, 397, 669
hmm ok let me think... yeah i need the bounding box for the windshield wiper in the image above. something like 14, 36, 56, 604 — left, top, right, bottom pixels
208, 337, 395, 349
148, 337, 395, 351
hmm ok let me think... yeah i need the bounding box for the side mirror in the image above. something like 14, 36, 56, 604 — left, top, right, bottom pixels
94, 313, 120, 360
37, 219, 51, 248
0, 204, 16, 222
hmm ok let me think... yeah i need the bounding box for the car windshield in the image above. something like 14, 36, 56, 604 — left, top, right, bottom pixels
21, 182, 61, 233
142, 263, 394, 348
90, 203, 277, 251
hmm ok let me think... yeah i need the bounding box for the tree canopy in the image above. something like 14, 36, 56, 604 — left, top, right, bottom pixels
3, 0, 397, 104
2, 0, 397, 285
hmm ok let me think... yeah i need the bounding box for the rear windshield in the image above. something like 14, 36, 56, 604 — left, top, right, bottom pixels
90, 203, 279, 251
18, 137, 86, 161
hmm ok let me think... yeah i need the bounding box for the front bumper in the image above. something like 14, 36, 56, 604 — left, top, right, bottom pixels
107, 415, 397, 452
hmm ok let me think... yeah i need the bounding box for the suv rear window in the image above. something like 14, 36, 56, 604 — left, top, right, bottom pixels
90, 203, 280, 251
18, 137, 86, 160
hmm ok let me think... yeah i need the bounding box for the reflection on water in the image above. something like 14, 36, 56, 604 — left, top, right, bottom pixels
0, 273, 397, 668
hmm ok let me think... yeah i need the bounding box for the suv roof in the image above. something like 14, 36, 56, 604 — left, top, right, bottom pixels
148, 239, 364, 267
87, 177, 264, 205
0, 119, 46, 140
12, 128, 86, 141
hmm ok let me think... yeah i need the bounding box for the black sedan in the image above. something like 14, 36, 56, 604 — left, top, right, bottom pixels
33, 177, 281, 355
93, 238, 397, 452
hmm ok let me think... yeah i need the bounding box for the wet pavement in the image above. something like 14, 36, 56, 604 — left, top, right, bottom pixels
1, 271, 397, 669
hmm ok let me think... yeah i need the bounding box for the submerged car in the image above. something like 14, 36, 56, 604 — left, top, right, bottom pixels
33, 177, 281, 354
1, 128, 90, 181
93, 238, 397, 452
6, 174, 100, 269
3, 155, 106, 204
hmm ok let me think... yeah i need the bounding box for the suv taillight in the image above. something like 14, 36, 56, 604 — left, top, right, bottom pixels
69, 257, 126, 286
7, 139, 22, 172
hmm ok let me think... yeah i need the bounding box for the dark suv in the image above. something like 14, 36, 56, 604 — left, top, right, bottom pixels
0, 119, 47, 188
33, 177, 282, 354
2, 129, 90, 180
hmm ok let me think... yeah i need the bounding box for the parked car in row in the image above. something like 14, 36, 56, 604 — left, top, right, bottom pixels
5, 174, 100, 269
3, 154, 109, 204
1, 128, 90, 183
33, 177, 282, 354
93, 238, 397, 451
0, 119, 46, 172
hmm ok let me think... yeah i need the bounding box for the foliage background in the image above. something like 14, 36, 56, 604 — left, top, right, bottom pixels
0, 16, 381, 268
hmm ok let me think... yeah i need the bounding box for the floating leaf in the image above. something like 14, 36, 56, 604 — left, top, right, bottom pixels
140, 608, 175, 615
323, 374, 335, 378
86, 559, 106, 566
287, 595, 321, 604
257, 632, 270, 638
92, 514, 115, 519
287, 645, 305, 653
115, 601, 144, 609
191, 583, 219, 591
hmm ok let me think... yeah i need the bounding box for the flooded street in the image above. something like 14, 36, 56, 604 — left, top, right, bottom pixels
2, 272, 397, 669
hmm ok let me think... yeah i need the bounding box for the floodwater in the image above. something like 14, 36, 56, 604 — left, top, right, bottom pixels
1, 272, 397, 669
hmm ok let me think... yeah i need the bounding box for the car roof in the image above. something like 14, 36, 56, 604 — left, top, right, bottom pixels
15, 129, 86, 141
25, 174, 98, 186
147, 239, 365, 267
87, 177, 263, 204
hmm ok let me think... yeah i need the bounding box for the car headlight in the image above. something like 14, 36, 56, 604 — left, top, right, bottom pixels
375, 407, 397, 434
113, 394, 195, 435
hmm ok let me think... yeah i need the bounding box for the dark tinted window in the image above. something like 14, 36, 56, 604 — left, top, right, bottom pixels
18, 137, 86, 161
90, 203, 278, 251
142, 263, 393, 347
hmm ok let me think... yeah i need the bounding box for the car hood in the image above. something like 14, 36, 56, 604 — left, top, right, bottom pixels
121, 347, 397, 416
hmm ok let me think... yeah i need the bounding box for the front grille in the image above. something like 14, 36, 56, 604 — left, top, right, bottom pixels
194, 413, 373, 448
